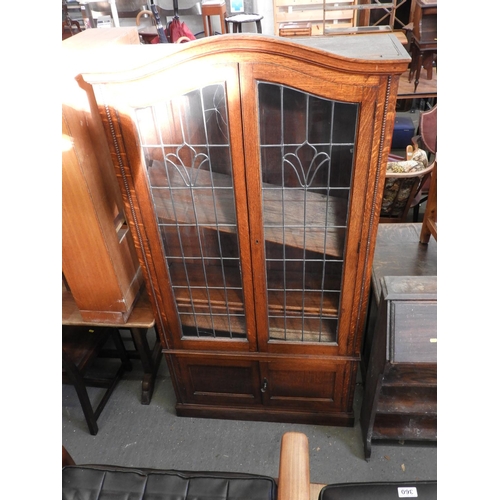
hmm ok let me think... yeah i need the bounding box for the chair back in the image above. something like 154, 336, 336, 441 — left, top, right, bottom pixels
380, 148, 434, 223
419, 105, 437, 154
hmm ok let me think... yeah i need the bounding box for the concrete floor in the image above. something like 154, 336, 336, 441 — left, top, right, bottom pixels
62, 339, 437, 486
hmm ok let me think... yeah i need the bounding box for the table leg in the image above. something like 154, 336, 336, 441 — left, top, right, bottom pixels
62, 349, 99, 435
110, 328, 133, 371
408, 43, 418, 82
219, 13, 226, 34
129, 327, 163, 404
413, 52, 424, 93
203, 16, 211, 37
422, 52, 434, 79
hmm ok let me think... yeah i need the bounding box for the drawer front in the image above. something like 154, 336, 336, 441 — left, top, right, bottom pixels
390, 300, 437, 363
372, 413, 437, 442
173, 355, 262, 406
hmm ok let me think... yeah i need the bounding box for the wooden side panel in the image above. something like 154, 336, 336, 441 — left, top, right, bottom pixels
62, 112, 141, 323
62, 28, 143, 323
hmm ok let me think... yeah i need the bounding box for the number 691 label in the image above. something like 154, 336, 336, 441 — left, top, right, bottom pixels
398, 487, 418, 497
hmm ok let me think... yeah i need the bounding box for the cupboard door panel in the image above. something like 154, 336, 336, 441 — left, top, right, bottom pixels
261, 359, 348, 411
174, 356, 262, 406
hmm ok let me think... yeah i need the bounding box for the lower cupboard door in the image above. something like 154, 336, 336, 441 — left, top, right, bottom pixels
260, 359, 349, 411
174, 356, 263, 406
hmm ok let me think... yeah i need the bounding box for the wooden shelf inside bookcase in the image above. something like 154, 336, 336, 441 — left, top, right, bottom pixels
175, 314, 338, 342
149, 161, 341, 339
149, 161, 346, 257
269, 321, 337, 342
170, 263, 339, 339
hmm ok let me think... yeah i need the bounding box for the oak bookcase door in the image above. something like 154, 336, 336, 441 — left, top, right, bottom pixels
239, 62, 379, 358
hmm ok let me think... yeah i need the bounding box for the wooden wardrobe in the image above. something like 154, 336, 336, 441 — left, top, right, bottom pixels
82, 33, 409, 426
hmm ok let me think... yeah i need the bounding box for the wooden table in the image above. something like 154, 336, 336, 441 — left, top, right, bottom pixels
397, 68, 436, 99
63, 286, 162, 404
407, 0, 437, 93
201, 2, 227, 36
362, 223, 437, 376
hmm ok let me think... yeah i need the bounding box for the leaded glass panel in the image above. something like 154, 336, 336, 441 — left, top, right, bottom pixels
135, 84, 247, 339
258, 82, 358, 343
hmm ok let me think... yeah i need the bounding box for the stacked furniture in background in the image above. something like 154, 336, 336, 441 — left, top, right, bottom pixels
273, 0, 359, 36
273, 0, 413, 37
408, 0, 437, 92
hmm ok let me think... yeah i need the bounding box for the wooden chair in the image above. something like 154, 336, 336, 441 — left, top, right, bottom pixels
62, 1, 81, 40
380, 104, 437, 223
420, 159, 437, 243
277, 432, 436, 500
410, 104, 437, 221
62, 326, 132, 435
379, 145, 435, 223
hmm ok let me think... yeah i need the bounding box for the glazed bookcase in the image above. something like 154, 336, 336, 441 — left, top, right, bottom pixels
83, 33, 409, 425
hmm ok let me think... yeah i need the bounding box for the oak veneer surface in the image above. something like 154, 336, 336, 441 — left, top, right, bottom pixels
62, 27, 143, 324
82, 34, 410, 426
79, 33, 410, 82
278, 432, 310, 500
62, 287, 154, 329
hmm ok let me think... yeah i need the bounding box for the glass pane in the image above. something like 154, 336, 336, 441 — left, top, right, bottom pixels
135, 84, 247, 340
258, 82, 358, 344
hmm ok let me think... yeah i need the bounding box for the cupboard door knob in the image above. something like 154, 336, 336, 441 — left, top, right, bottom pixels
261, 378, 268, 393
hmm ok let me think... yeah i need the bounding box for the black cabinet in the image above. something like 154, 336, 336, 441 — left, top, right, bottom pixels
360, 275, 437, 460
